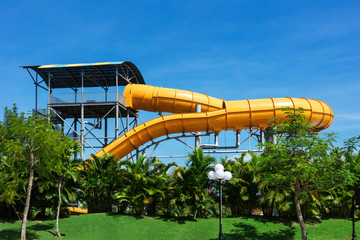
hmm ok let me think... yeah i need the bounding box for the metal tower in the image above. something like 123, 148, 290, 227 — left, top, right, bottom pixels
22, 61, 145, 160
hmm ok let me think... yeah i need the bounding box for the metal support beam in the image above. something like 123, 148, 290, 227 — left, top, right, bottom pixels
195, 104, 201, 149
81, 70, 85, 161
123, 62, 139, 83
50, 108, 80, 136
273, 128, 277, 144
155, 155, 188, 159
140, 127, 267, 159
35, 73, 38, 113
135, 115, 139, 160
126, 109, 130, 132
115, 67, 119, 138
204, 149, 264, 154
175, 138, 194, 150
74, 118, 78, 137
131, 132, 210, 159
105, 118, 108, 145
47, 72, 51, 116
74, 89, 78, 103
84, 106, 115, 137
202, 132, 240, 149
126, 109, 130, 160
260, 130, 265, 151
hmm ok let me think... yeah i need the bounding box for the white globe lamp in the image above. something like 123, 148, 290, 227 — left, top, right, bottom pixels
223, 171, 232, 181
208, 171, 216, 180
215, 163, 224, 172
215, 170, 224, 179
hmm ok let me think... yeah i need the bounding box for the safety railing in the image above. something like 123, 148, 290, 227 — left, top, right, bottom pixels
50, 91, 126, 105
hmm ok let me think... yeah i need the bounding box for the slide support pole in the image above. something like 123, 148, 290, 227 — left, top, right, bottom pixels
195, 104, 201, 149
81, 70, 85, 161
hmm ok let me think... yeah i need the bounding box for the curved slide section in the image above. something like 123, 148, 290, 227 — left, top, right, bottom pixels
124, 84, 224, 113
95, 84, 334, 160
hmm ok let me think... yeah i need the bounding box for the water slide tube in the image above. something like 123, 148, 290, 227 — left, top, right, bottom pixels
94, 84, 334, 160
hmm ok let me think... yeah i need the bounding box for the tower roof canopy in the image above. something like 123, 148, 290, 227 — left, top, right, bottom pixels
22, 61, 145, 89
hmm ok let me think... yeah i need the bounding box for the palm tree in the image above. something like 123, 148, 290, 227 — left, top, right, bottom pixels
115, 155, 174, 216
80, 153, 120, 213
222, 153, 261, 216
168, 148, 217, 219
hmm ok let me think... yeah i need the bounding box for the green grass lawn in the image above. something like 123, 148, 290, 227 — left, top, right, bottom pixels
0, 214, 355, 240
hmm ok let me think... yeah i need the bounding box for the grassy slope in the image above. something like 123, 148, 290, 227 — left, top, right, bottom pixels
0, 214, 354, 240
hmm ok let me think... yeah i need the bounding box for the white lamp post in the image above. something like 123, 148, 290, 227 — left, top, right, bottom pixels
208, 164, 232, 240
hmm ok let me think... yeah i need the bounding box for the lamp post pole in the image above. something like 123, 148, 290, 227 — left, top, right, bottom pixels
353, 194, 357, 240
208, 164, 231, 240
219, 181, 223, 240
352, 186, 360, 240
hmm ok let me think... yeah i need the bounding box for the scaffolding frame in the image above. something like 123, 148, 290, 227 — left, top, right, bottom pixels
22, 61, 144, 160
130, 128, 267, 160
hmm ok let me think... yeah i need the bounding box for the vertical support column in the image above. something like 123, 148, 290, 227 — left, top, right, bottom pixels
236, 131, 240, 147
126, 109, 130, 160
35, 73, 38, 114
273, 127, 277, 144
81, 70, 85, 161
105, 118, 108, 145
47, 72, 51, 117
74, 118, 78, 159
265, 127, 276, 144
73, 88, 79, 158
74, 89, 78, 103
74, 118, 78, 136
104, 88, 108, 146
260, 130, 265, 151
195, 104, 201, 149
248, 129, 252, 151
126, 109, 129, 132
135, 113, 139, 160
115, 67, 119, 139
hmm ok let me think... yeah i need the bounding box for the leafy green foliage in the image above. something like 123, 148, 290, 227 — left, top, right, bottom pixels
80, 153, 121, 213
258, 107, 356, 239
220, 154, 260, 216
0, 104, 80, 239
167, 148, 217, 219
115, 155, 175, 216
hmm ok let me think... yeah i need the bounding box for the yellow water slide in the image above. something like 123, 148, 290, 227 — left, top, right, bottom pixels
95, 84, 334, 160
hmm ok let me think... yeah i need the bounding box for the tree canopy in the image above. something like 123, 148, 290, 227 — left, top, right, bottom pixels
0, 104, 79, 239
258, 108, 355, 240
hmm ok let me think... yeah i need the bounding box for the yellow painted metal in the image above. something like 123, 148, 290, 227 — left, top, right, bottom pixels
92, 62, 111, 65
95, 84, 334, 160
124, 84, 224, 113
38, 64, 56, 68
64, 63, 84, 67
65, 207, 88, 214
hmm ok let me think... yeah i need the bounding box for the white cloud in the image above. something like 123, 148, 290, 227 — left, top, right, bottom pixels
336, 114, 360, 121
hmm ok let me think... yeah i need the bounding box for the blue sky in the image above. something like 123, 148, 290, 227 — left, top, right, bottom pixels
1, 1, 359, 162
